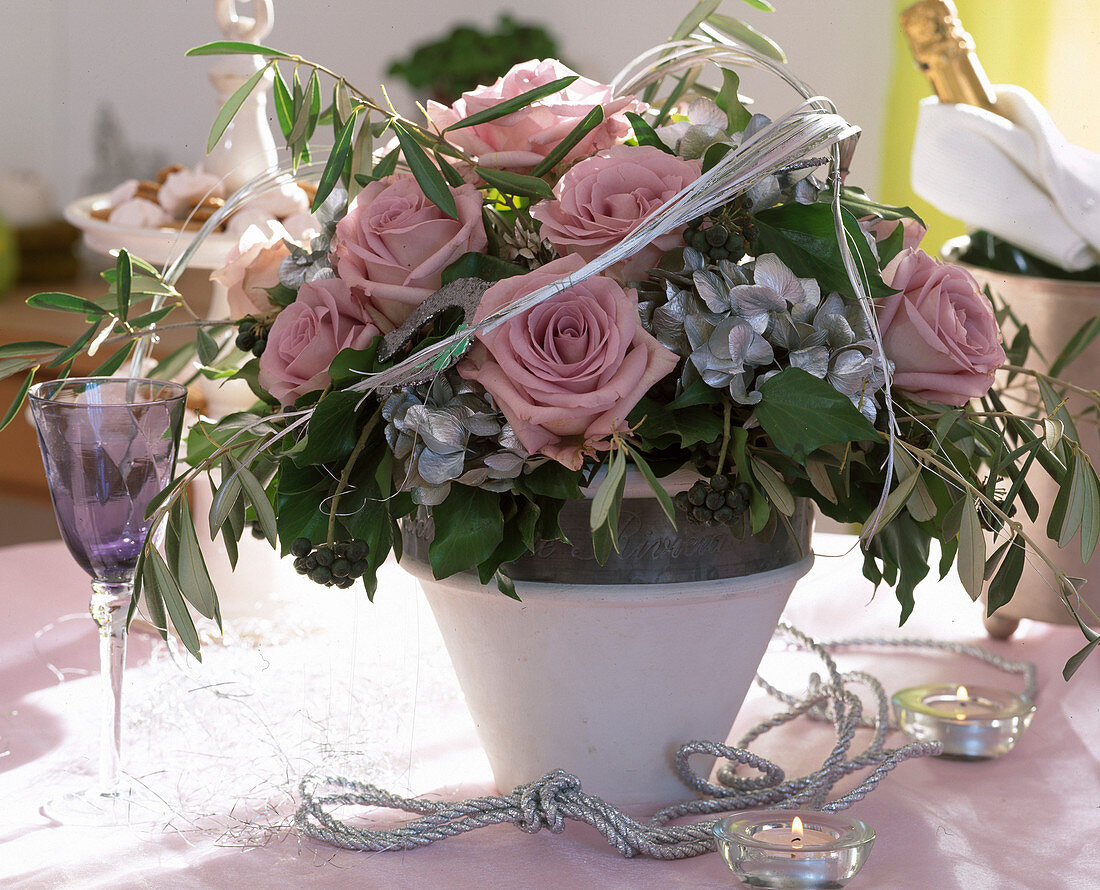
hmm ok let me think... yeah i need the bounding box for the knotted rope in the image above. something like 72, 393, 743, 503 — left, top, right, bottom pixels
295, 622, 1017, 859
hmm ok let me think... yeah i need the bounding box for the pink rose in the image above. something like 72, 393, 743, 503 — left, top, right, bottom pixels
258, 277, 381, 406
457, 255, 679, 469
864, 216, 927, 252
334, 174, 487, 331
530, 145, 702, 284
425, 59, 639, 172
878, 248, 1005, 406
212, 221, 296, 319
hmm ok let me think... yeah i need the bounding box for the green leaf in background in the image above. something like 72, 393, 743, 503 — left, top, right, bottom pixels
114, 249, 132, 322
1049, 315, 1100, 378
196, 327, 220, 366
839, 187, 924, 227
26, 291, 108, 315
755, 368, 877, 461
704, 13, 786, 62
986, 534, 1025, 615
474, 166, 555, 200
91, 341, 135, 377
625, 111, 674, 155
957, 490, 986, 601
312, 106, 360, 212
206, 62, 271, 153
0, 341, 63, 359
272, 66, 294, 139
148, 548, 202, 660
516, 461, 583, 501
444, 76, 578, 131
49, 322, 101, 369
230, 457, 277, 547
738, 0, 776, 11
715, 68, 751, 134
0, 367, 36, 432
671, 0, 722, 40
186, 41, 292, 58
754, 204, 895, 300
429, 484, 504, 578
622, 442, 676, 528
393, 121, 457, 218
174, 498, 219, 622
532, 105, 604, 177
434, 150, 467, 188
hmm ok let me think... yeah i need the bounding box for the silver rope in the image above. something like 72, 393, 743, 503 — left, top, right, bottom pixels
295, 622, 1029, 859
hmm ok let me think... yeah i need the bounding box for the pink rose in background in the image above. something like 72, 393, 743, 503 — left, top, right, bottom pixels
426, 59, 639, 171
531, 145, 702, 284
457, 255, 679, 469
864, 216, 927, 252
212, 221, 294, 319
258, 277, 381, 406
878, 247, 1005, 406
334, 175, 487, 331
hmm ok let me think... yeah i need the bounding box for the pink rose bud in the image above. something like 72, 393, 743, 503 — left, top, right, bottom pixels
864, 216, 927, 252
425, 59, 641, 172
878, 247, 1005, 406
334, 175, 487, 331
212, 221, 294, 319
258, 277, 381, 406
458, 254, 679, 470
531, 145, 702, 284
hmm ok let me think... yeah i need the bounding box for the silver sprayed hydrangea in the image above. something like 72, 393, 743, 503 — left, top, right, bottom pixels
641, 249, 886, 420
278, 186, 348, 289
382, 374, 532, 505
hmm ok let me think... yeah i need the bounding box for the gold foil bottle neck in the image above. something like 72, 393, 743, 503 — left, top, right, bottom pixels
901, 0, 999, 113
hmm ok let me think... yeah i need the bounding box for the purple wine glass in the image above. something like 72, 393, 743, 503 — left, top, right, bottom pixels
29, 377, 186, 822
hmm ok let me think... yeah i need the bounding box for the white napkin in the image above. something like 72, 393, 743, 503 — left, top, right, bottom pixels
911, 85, 1100, 271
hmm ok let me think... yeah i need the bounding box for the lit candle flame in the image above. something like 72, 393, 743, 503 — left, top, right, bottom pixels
955, 685, 970, 720
792, 815, 804, 838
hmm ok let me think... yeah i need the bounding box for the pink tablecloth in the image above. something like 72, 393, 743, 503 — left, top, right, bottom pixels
1, 536, 1096, 889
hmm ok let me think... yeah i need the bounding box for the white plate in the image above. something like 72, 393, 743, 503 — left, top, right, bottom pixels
64, 193, 239, 271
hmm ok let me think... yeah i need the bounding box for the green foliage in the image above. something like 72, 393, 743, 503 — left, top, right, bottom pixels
387, 16, 560, 104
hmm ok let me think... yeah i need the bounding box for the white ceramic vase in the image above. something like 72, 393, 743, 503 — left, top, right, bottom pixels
400, 476, 813, 809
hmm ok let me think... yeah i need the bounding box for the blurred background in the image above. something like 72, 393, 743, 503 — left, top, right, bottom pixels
0, 0, 1097, 544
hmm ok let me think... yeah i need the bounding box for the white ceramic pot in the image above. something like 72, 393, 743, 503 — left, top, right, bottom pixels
400, 478, 813, 809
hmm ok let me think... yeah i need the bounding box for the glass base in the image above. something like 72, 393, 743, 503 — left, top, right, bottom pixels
41, 784, 169, 827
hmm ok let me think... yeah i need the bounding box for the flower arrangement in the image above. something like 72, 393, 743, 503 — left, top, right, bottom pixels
4, 1, 1098, 675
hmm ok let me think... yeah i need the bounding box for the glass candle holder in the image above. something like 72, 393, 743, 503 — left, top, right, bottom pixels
713, 810, 875, 889
892, 683, 1035, 760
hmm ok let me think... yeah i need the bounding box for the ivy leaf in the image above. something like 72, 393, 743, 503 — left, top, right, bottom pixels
206, 62, 271, 153
444, 76, 578, 131
754, 204, 895, 300
755, 368, 877, 461
294, 390, 363, 466
715, 68, 751, 134
428, 484, 504, 578
393, 121, 457, 218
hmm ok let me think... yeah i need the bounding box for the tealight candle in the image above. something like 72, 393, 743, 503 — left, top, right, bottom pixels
713, 810, 875, 889
892, 683, 1036, 760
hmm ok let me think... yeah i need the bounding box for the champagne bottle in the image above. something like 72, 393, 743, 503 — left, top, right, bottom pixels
900, 0, 998, 114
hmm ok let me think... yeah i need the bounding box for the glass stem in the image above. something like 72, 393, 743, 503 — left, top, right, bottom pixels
89, 581, 132, 793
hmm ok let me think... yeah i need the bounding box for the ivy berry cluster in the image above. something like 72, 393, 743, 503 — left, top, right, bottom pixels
290, 537, 371, 589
